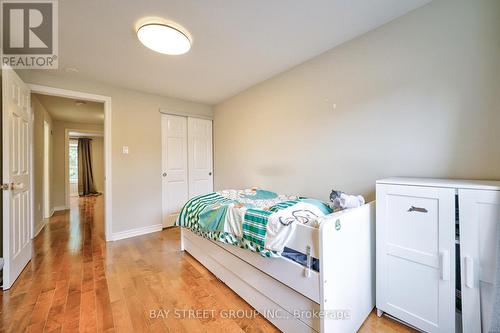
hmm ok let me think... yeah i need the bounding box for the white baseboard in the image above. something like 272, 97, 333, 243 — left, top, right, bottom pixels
53, 205, 68, 212
111, 224, 162, 241
33, 220, 47, 238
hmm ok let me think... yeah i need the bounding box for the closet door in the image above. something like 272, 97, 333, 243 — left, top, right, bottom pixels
187, 117, 213, 198
459, 189, 500, 333
376, 184, 455, 332
161, 115, 188, 228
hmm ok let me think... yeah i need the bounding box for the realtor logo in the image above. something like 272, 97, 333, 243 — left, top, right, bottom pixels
1, 0, 58, 68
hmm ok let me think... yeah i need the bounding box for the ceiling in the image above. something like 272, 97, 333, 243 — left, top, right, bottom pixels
35, 0, 430, 105
34, 93, 104, 124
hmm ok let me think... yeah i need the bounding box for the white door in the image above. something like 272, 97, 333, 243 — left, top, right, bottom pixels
161, 115, 188, 228
459, 189, 500, 333
376, 184, 455, 332
187, 117, 213, 198
2, 67, 32, 289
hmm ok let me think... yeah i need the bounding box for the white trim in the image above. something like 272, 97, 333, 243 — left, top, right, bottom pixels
29, 84, 113, 241
32, 220, 46, 238
53, 205, 68, 212
42, 120, 51, 219
30, 100, 35, 239
111, 224, 162, 241
159, 108, 213, 120
64, 128, 104, 208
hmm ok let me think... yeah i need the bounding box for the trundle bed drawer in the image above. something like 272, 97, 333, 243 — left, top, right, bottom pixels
183, 230, 320, 332
216, 240, 321, 302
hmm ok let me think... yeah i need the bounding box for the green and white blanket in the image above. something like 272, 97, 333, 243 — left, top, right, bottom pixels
176, 189, 332, 257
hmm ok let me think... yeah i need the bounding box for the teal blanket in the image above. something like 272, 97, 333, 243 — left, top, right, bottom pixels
177, 189, 332, 257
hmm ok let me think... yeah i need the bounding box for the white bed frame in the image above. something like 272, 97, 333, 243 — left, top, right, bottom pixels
180, 201, 375, 333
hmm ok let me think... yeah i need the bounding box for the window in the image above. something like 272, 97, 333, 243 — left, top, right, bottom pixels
69, 141, 78, 183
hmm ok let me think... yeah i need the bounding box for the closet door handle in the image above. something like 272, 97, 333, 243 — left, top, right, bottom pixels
440, 250, 450, 281
464, 255, 474, 288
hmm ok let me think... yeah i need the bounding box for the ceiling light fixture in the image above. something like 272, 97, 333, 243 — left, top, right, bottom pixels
137, 22, 191, 55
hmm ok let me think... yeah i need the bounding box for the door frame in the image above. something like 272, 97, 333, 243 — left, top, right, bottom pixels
64, 128, 104, 206
29, 84, 113, 241
42, 120, 50, 219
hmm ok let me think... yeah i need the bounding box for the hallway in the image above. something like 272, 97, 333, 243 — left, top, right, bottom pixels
0, 196, 411, 332
0, 196, 110, 332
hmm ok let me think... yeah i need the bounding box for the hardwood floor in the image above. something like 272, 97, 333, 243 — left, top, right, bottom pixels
0, 196, 415, 332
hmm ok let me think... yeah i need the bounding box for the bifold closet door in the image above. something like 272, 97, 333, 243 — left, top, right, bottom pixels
459, 189, 500, 333
187, 117, 213, 198
161, 115, 188, 228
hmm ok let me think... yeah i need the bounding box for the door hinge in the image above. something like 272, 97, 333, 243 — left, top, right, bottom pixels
1, 184, 9, 190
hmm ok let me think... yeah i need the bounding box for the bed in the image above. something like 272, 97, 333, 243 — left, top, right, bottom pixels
177, 189, 375, 333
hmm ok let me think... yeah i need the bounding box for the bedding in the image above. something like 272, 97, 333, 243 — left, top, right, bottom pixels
176, 188, 332, 257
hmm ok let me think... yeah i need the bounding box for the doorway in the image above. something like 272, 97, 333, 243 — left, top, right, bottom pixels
29, 85, 112, 241
65, 129, 104, 204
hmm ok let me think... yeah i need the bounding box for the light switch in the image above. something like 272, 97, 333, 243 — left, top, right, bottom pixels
122, 146, 129, 154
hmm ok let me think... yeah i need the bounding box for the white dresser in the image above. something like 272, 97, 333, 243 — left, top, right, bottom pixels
376, 178, 500, 333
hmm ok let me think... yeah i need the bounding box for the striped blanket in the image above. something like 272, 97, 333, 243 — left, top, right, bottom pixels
176, 189, 332, 257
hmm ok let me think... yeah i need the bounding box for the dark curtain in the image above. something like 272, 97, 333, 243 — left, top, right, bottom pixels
77, 138, 98, 196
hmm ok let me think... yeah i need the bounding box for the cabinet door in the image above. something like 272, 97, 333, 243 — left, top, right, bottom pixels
376, 184, 455, 332
459, 189, 500, 333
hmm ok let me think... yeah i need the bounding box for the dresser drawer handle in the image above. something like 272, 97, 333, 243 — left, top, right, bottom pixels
408, 206, 428, 213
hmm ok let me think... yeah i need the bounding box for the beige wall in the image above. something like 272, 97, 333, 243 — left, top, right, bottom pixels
214, 0, 500, 201
32, 95, 53, 233
90, 136, 104, 192
19, 72, 213, 234
51, 121, 104, 207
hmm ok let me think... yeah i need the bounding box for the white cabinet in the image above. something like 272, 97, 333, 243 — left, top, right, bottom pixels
376, 183, 456, 332
376, 178, 500, 333
459, 189, 500, 333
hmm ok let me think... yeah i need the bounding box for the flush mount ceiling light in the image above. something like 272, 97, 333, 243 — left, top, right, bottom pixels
137, 22, 191, 55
